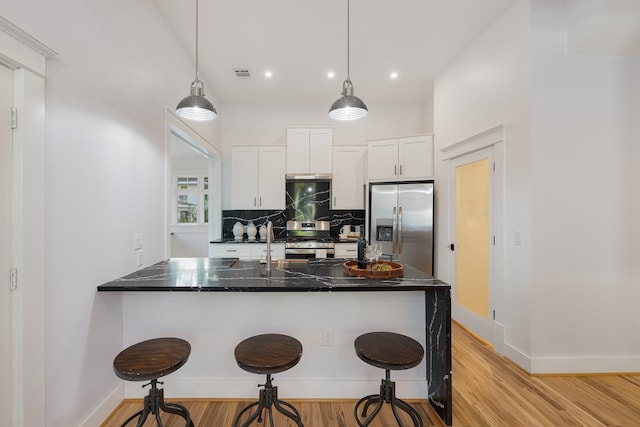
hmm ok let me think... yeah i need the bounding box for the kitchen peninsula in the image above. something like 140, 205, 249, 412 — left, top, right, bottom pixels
98, 258, 452, 425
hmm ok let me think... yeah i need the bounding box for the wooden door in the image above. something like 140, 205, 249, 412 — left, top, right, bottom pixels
450, 147, 494, 344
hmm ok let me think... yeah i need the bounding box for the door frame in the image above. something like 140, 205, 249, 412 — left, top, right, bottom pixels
441, 124, 506, 354
450, 149, 495, 344
163, 109, 223, 258
0, 19, 54, 426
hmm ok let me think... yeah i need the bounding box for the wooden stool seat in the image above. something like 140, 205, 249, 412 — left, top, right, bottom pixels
355, 332, 424, 371
113, 337, 193, 427
114, 337, 191, 381
233, 334, 304, 427
234, 333, 302, 375
353, 332, 425, 427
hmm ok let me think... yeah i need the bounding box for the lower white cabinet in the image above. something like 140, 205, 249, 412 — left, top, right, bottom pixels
210, 243, 284, 260
334, 242, 357, 259
251, 243, 285, 260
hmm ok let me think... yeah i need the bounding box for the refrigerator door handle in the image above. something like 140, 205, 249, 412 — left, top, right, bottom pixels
392, 206, 397, 257
398, 206, 403, 254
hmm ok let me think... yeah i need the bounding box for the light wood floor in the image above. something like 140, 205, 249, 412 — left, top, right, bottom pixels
101, 322, 640, 426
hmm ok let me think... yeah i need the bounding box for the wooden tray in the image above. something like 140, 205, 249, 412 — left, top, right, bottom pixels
343, 261, 404, 278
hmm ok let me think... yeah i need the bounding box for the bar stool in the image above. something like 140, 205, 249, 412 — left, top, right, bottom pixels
233, 333, 304, 427
354, 332, 424, 427
113, 337, 194, 427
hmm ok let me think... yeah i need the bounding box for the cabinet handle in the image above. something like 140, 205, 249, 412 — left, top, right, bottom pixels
400, 164, 403, 175
259, 197, 262, 207
227, 249, 237, 253
394, 165, 397, 176
333, 197, 336, 206
254, 197, 257, 207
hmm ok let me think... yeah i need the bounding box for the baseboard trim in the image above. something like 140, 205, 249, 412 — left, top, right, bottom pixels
79, 383, 123, 427
530, 355, 640, 375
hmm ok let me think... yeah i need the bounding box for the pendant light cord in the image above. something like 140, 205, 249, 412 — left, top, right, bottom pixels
346, 0, 350, 80
195, 0, 200, 81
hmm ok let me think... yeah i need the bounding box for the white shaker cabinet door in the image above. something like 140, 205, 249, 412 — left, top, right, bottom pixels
367, 139, 399, 181
257, 146, 286, 209
309, 128, 333, 174
332, 146, 366, 209
398, 135, 433, 179
286, 128, 333, 174
231, 146, 259, 209
286, 128, 310, 174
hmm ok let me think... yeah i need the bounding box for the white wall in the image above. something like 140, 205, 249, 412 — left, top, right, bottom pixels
529, 1, 640, 372
219, 104, 425, 208
435, 0, 640, 374
1, 1, 220, 426
434, 0, 532, 360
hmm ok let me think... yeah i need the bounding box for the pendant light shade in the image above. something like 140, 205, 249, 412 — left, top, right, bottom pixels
329, 0, 368, 121
176, 0, 217, 121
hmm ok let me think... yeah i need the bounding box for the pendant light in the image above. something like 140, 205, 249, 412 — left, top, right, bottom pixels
328, 0, 368, 121
176, 0, 217, 121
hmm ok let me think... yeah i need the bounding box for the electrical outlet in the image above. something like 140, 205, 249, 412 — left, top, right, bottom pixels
133, 233, 143, 251
322, 329, 333, 346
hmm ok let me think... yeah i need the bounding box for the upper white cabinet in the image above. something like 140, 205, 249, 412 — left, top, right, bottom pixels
367, 135, 433, 181
231, 146, 286, 209
332, 145, 366, 209
286, 128, 333, 174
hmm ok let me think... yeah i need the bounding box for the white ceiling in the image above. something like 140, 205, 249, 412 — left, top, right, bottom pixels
152, 0, 517, 106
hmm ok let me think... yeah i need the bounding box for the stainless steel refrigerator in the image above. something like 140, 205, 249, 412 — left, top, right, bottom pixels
368, 181, 434, 275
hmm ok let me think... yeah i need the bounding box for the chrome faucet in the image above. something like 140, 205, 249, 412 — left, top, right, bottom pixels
266, 221, 273, 273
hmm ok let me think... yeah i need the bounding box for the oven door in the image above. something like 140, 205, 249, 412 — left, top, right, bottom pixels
285, 248, 335, 259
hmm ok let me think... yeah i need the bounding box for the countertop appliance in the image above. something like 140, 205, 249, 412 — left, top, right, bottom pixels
285, 220, 335, 259
369, 181, 434, 275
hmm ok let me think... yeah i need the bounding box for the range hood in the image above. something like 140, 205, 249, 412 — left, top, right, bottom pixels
285, 173, 332, 181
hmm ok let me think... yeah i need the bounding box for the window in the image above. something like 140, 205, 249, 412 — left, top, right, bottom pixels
173, 172, 208, 225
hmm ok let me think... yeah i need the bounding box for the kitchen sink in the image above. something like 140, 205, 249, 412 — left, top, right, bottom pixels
264, 259, 309, 269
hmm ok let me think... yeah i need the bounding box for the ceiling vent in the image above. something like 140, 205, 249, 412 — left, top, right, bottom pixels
232, 68, 252, 79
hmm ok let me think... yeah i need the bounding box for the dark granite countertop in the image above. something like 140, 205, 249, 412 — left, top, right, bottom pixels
96, 258, 448, 292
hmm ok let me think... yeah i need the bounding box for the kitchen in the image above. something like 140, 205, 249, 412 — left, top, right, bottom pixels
2, 1, 640, 427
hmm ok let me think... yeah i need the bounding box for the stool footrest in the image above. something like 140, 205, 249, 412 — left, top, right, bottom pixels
120, 380, 194, 427
354, 375, 423, 427
233, 375, 303, 427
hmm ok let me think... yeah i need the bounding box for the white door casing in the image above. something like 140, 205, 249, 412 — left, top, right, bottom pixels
0, 62, 13, 427
442, 124, 506, 353
0, 17, 53, 426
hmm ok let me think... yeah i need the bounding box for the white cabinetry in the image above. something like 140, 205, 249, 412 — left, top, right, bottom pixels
252, 243, 285, 260
334, 242, 357, 259
331, 146, 366, 209
231, 146, 286, 209
210, 243, 285, 260
367, 135, 433, 181
286, 128, 332, 175
209, 243, 252, 259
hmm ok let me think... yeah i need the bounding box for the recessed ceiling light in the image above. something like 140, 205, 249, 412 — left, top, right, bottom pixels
265, 70, 273, 78
390, 72, 399, 79
327, 71, 335, 79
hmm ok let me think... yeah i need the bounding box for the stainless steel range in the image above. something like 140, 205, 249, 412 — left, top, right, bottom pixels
285, 220, 335, 259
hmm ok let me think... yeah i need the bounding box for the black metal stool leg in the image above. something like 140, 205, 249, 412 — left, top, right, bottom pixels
121, 380, 194, 427
353, 370, 423, 427
233, 374, 304, 427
